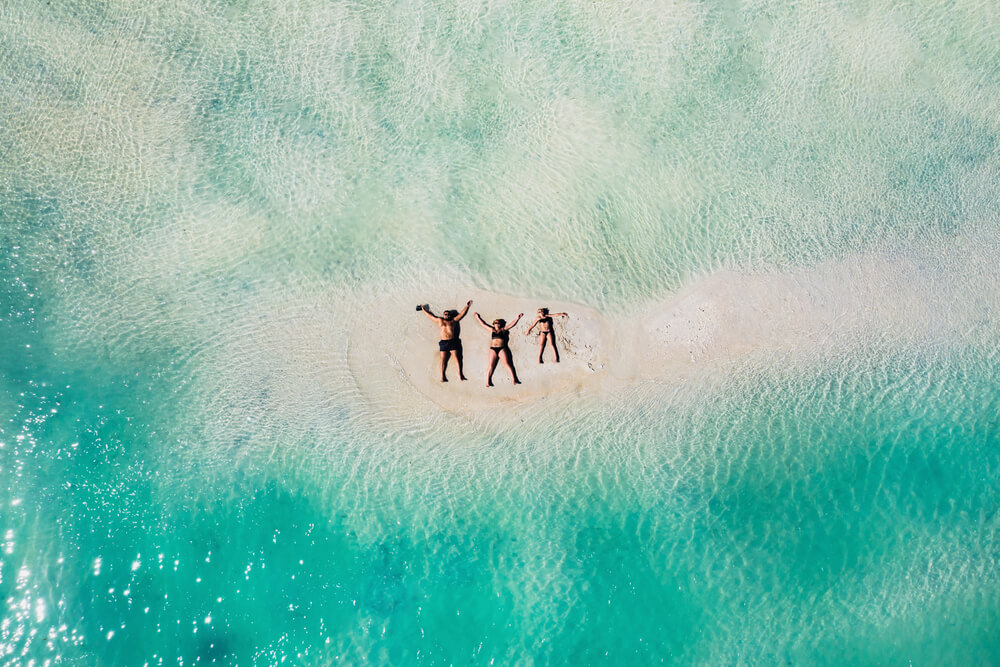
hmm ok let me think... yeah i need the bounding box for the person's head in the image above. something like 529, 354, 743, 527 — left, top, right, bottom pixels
443, 309, 458, 320
538, 307, 549, 317
492, 318, 506, 330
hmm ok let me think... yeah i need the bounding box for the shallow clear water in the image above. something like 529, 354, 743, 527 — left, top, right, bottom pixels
2, 0, 1000, 664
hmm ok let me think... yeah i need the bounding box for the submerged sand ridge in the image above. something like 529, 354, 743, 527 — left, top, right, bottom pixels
347, 234, 1000, 417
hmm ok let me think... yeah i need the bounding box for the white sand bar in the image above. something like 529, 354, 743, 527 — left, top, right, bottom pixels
346, 233, 1000, 419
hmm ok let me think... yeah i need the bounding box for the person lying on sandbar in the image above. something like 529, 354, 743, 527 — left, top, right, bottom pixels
474, 312, 523, 387
420, 300, 471, 382
525, 307, 568, 363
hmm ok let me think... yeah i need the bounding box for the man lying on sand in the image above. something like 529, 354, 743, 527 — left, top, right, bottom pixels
420, 301, 472, 382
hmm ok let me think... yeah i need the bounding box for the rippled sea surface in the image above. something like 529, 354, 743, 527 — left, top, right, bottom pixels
2, 0, 1000, 663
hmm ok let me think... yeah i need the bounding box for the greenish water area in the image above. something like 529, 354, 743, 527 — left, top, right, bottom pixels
2, 0, 1000, 664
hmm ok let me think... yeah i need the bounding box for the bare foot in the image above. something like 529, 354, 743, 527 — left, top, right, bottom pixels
514, 380, 522, 385
460, 375, 468, 381
486, 382, 494, 388
440, 377, 448, 382
538, 359, 544, 364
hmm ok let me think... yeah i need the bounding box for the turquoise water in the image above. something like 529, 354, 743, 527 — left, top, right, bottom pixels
2, 0, 1000, 663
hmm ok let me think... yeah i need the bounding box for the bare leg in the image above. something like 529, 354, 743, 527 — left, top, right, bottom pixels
547, 332, 560, 363
501, 348, 521, 384
439, 350, 450, 382
537, 334, 547, 363
486, 349, 500, 387
455, 344, 467, 381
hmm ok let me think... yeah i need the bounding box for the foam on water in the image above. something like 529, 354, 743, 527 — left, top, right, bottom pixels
2, 0, 1000, 663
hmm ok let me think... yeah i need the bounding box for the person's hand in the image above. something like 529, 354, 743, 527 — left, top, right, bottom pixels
518, 313, 523, 318
467, 300, 472, 306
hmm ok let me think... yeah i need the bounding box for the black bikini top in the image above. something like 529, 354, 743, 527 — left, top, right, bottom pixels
491, 329, 509, 341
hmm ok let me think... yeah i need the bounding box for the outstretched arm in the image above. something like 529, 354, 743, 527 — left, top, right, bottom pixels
525, 316, 541, 334
506, 313, 524, 330
421, 305, 441, 321
551, 312, 568, 318
456, 300, 472, 320
474, 312, 493, 330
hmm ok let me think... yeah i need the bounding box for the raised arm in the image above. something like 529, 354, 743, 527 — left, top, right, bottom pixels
456, 300, 472, 320
525, 316, 541, 334
474, 312, 493, 330
551, 312, 568, 318
420, 304, 441, 321
505, 313, 524, 330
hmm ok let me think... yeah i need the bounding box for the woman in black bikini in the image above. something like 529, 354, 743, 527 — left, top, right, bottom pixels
525, 307, 568, 363
474, 312, 523, 387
